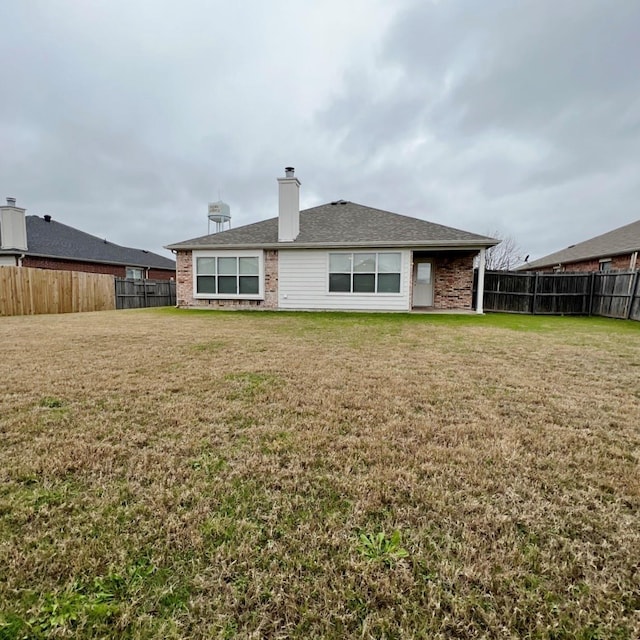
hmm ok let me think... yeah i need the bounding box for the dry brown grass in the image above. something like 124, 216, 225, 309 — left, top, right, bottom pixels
1, 309, 639, 639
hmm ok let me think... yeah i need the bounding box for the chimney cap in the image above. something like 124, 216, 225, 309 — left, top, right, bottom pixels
44, 214, 52, 222
6, 197, 16, 206
284, 167, 295, 177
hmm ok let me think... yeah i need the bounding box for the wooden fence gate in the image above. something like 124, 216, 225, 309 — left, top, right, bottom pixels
115, 278, 176, 309
476, 270, 640, 321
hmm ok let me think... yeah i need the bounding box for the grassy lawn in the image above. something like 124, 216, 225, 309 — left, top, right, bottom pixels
1, 309, 639, 639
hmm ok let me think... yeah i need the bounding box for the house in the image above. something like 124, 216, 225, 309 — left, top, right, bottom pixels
0, 198, 175, 279
518, 218, 640, 273
167, 168, 498, 313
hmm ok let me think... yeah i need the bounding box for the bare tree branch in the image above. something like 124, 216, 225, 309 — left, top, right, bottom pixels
480, 231, 525, 271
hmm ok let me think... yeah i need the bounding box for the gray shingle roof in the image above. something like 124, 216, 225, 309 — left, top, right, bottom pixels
166, 201, 497, 250
0, 216, 175, 270
519, 218, 640, 270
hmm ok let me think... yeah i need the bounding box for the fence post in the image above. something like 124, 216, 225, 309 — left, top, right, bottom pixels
143, 280, 148, 307
531, 272, 539, 314
627, 271, 639, 320
588, 272, 596, 316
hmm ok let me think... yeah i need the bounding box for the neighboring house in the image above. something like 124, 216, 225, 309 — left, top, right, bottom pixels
167, 168, 498, 312
519, 218, 640, 273
0, 198, 175, 279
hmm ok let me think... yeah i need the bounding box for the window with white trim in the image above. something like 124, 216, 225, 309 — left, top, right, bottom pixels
126, 267, 145, 279
599, 259, 612, 272
195, 254, 261, 297
328, 252, 401, 293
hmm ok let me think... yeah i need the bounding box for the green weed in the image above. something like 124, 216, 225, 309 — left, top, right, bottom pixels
39, 396, 64, 409
357, 530, 409, 567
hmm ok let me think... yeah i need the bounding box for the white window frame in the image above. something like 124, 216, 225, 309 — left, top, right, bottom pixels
126, 267, 145, 280
599, 259, 612, 272
193, 250, 264, 300
326, 251, 403, 296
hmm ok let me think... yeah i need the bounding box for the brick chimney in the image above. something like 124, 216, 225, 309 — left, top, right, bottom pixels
0, 197, 28, 251
277, 167, 300, 242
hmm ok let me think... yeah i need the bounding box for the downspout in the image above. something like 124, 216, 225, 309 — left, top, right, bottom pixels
630, 251, 638, 272
476, 247, 486, 314
18, 253, 25, 267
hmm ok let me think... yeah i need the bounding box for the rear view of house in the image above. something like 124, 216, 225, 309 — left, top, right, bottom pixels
167, 168, 498, 312
520, 218, 640, 273
0, 198, 175, 279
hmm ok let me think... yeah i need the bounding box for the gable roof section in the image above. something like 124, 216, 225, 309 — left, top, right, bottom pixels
520, 218, 640, 270
0, 216, 175, 270
167, 201, 497, 250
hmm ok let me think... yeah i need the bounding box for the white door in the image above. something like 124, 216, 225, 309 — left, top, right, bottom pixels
413, 261, 433, 307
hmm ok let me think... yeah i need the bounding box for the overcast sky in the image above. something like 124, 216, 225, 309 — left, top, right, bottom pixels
1, 0, 639, 262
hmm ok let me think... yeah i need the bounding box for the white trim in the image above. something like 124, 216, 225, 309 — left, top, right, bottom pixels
126, 266, 145, 280
599, 258, 613, 272
325, 250, 404, 296
0, 255, 18, 266
193, 249, 264, 300
411, 258, 434, 307
476, 248, 486, 314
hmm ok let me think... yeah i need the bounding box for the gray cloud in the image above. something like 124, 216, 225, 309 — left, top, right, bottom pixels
317, 0, 640, 256
1, 1, 638, 261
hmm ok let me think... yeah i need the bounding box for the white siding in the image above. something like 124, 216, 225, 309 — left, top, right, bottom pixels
0, 255, 17, 266
278, 249, 411, 311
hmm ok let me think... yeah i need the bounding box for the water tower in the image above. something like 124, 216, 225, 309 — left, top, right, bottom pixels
207, 201, 231, 234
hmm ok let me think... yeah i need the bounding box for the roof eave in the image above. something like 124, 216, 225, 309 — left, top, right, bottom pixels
167, 240, 498, 251
16, 252, 175, 270
522, 247, 639, 271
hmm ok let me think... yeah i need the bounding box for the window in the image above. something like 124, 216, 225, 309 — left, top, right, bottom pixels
329, 252, 401, 293
599, 259, 612, 272
195, 253, 261, 297
126, 267, 145, 279
416, 262, 431, 284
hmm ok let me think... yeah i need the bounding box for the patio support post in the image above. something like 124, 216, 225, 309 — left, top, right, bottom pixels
476, 248, 486, 314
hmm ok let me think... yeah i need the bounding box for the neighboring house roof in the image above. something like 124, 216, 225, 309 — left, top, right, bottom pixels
0, 215, 175, 270
520, 218, 640, 271
167, 201, 497, 250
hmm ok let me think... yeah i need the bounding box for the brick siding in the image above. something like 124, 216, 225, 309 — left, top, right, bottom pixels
263, 250, 278, 308
22, 256, 175, 280
147, 268, 175, 281
432, 253, 475, 309
177, 249, 476, 311
531, 253, 635, 273
176, 250, 278, 310
176, 250, 193, 304
23, 257, 125, 276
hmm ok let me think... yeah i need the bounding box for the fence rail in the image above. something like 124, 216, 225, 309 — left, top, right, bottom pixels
0, 266, 115, 316
477, 270, 640, 321
115, 278, 176, 309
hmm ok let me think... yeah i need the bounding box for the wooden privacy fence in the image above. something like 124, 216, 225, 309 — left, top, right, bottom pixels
477, 269, 640, 320
115, 278, 176, 309
0, 266, 115, 316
